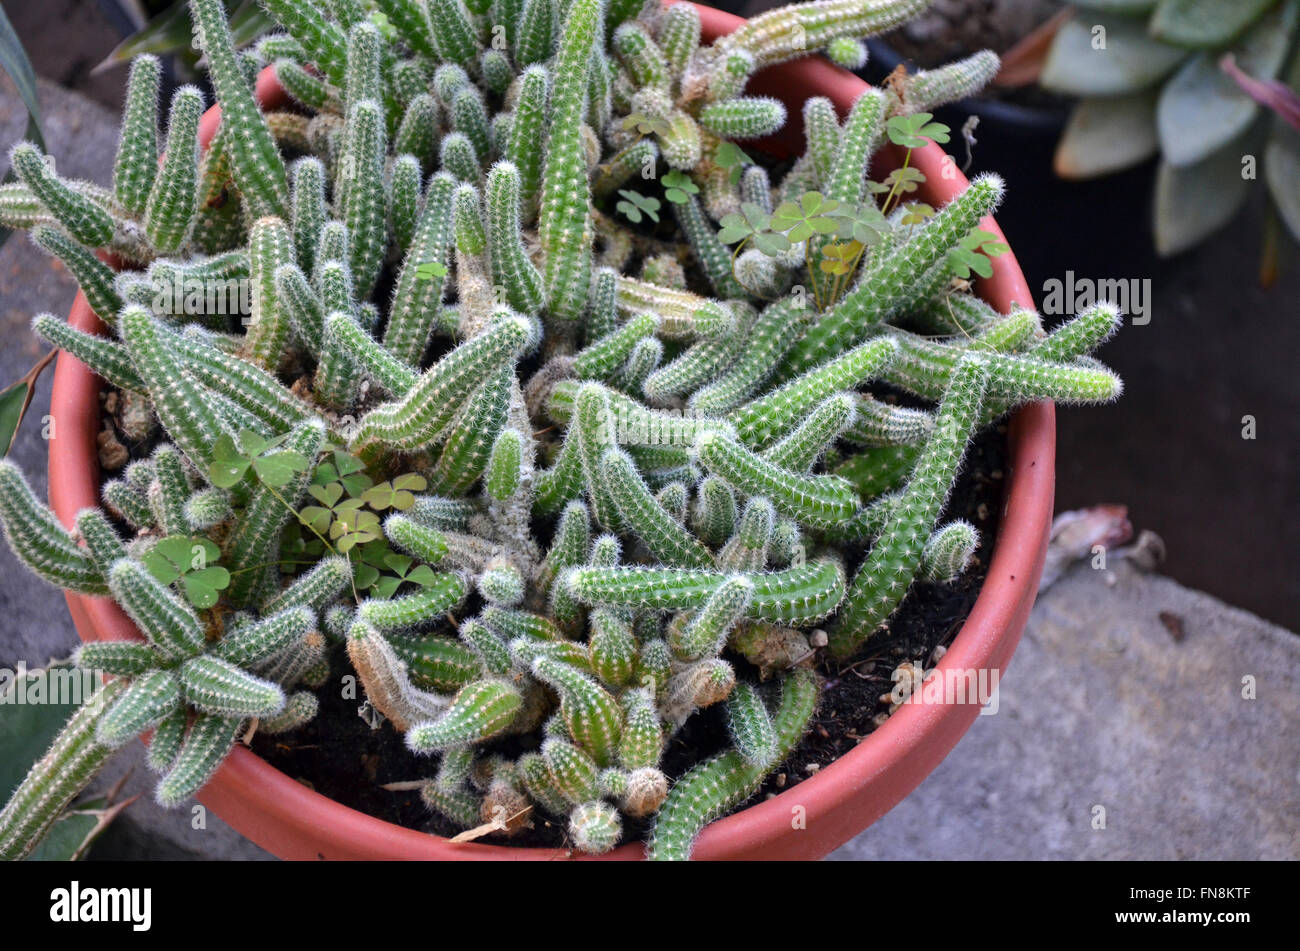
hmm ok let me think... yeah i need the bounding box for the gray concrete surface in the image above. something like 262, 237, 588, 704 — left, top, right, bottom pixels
833, 559, 1300, 860
0, 74, 116, 669
0, 68, 1295, 863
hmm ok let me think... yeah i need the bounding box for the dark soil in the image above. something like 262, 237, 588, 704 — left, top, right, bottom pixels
252, 422, 1007, 850
885, 0, 1064, 70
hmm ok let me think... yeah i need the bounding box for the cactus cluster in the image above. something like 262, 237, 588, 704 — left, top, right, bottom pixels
0, 0, 1123, 860
1041, 0, 1300, 255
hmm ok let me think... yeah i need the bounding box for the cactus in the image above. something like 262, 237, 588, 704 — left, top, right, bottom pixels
0, 0, 1126, 860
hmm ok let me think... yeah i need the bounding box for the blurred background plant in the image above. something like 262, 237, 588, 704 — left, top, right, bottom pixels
1040, 0, 1300, 260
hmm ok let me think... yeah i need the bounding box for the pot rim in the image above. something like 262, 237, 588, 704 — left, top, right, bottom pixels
46, 2, 1054, 860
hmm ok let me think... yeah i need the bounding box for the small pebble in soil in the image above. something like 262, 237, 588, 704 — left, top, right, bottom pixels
97, 423, 128, 470
1158, 611, 1186, 643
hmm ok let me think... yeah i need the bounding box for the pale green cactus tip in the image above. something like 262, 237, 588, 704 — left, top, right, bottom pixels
0, 0, 1127, 859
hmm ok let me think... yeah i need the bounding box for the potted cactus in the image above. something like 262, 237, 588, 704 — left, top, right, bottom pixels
0, 0, 1121, 861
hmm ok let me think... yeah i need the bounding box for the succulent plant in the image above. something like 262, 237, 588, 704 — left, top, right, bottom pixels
1041, 0, 1300, 255
0, 0, 1124, 861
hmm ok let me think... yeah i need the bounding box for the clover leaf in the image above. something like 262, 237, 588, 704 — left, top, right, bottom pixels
312, 449, 372, 497
330, 506, 382, 553
208, 433, 252, 488
280, 524, 325, 565
886, 112, 951, 149
712, 141, 753, 185
143, 536, 230, 610
899, 201, 936, 226
881, 165, 926, 197
950, 228, 1010, 279
716, 201, 772, 246
299, 482, 352, 535
616, 189, 661, 224
208, 429, 309, 489
819, 240, 864, 277
415, 261, 448, 281
770, 191, 841, 243
661, 169, 699, 204
349, 540, 398, 591
828, 200, 890, 246
622, 112, 671, 138
361, 473, 427, 512
371, 552, 444, 599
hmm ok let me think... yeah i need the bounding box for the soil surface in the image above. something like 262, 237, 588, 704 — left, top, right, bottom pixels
252, 423, 1006, 851
885, 0, 1065, 70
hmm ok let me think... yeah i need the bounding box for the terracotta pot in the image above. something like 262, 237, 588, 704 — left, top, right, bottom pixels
47, 2, 1055, 860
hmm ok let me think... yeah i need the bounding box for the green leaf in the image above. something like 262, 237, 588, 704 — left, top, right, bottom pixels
1155, 1, 1298, 167
1154, 122, 1262, 255
0, 380, 30, 458
97, 1, 193, 69
416, 261, 449, 280
950, 246, 993, 279
886, 113, 950, 149
333, 451, 366, 477
384, 552, 414, 576
0, 4, 45, 153
359, 540, 395, 569
354, 561, 381, 589
143, 536, 229, 607
829, 200, 891, 245
622, 112, 671, 138
370, 575, 402, 598
1149, 0, 1277, 49
753, 231, 792, 256
25, 786, 137, 860
208, 433, 251, 488
362, 473, 427, 511
332, 507, 381, 551
717, 201, 771, 245
253, 450, 309, 487
771, 191, 841, 242
298, 506, 334, 535
1041, 15, 1187, 96
393, 472, 426, 491
661, 169, 699, 204
0, 668, 87, 803
616, 189, 661, 224
881, 165, 926, 195
182, 566, 231, 609
24, 802, 101, 861
308, 482, 345, 507
1055, 90, 1161, 179
407, 564, 440, 586
236, 429, 270, 458
713, 141, 754, 185
899, 202, 935, 226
